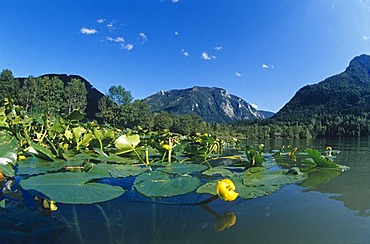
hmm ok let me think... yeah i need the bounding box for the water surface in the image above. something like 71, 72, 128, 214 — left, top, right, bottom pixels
3, 137, 370, 243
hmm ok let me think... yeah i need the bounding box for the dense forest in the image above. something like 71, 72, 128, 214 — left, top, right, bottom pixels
2, 68, 370, 139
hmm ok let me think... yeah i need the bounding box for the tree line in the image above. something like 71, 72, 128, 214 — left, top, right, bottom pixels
2, 68, 370, 139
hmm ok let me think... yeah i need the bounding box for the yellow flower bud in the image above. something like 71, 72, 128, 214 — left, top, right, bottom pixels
216, 179, 239, 201
18, 155, 26, 161
163, 144, 172, 150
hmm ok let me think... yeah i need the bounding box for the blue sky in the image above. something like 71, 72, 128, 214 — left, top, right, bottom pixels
1, 0, 370, 112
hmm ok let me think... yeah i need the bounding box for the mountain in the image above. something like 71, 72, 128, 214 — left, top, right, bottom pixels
273, 54, 370, 121
144, 86, 274, 123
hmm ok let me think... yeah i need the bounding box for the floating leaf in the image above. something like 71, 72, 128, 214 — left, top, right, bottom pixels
134, 171, 201, 197
202, 166, 234, 177
88, 163, 148, 178
20, 172, 125, 204
16, 157, 67, 176
197, 168, 306, 200
243, 168, 305, 187
94, 148, 137, 164
158, 162, 207, 175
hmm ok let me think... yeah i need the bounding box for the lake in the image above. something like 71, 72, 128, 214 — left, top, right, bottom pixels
2, 137, 370, 243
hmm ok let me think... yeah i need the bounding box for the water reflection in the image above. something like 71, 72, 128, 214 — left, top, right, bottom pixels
256, 137, 370, 217
201, 205, 237, 232
307, 137, 370, 217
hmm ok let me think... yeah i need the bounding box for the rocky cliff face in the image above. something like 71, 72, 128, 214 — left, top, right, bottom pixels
144, 86, 274, 123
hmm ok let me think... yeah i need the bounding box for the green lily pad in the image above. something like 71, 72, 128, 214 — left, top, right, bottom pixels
202, 166, 234, 177
17, 157, 67, 175
243, 168, 305, 187
134, 171, 201, 197
88, 163, 148, 178
196, 178, 279, 199
158, 162, 207, 175
20, 172, 125, 204
94, 148, 138, 164
197, 168, 306, 200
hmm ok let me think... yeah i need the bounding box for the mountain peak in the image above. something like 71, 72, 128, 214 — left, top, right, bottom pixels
144, 86, 274, 123
346, 54, 370, 74
274, 54, 370, 121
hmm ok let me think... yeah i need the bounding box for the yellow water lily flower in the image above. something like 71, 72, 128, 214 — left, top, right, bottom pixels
216, 179, 239, 201
43, 199, 58, 211
163, 144, 172, 150
18, 155, 26, 161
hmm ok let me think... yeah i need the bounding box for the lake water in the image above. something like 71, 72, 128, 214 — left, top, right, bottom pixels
3, 137, 370, 243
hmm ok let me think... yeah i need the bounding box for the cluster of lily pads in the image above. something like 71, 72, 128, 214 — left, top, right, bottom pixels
0, 101, 349, 209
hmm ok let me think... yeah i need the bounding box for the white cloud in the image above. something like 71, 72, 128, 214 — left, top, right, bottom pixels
182, 49, 189, 57
262, 64, 274, 69
235, 72, 242, 77
97, 18, 106, 24
80, 27, 98, 35
363, 35, 370, 40
201, 52, 212, 60
138, 32, 148, 43
171, 0, 180, 2
175, 31, 180, 35
214, 46, 223, 51
106, 36, 125, 43
107, 21, 116, 31
124, 44, 134, 51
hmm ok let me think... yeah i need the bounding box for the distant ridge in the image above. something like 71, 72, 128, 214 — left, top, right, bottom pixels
273, 54, 370, 121
144, 86, 274, 123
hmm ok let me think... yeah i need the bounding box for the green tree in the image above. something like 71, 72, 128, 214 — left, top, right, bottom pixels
96, 96, 116, 124
152, 112, 174, 131
0, 69, 19, 101
17, 76, 39, 113
108, 85, 133, 106
119, 100, 152, 129
63, 78, 88, 114
38, 76, 64, 114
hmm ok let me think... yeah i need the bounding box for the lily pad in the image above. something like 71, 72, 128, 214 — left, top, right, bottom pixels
20, 172, 125, 204
94, 148, 138, 164
197, 168, 306, 200
16, 157, 67, 175
158, 162, 208, 175
88, 163, 148, 178
134, 171, 201, 197
202, 166, 234, 177
243, 168, 305, 187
